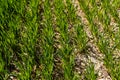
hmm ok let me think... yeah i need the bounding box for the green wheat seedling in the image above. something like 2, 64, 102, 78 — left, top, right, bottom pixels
39, 0, 54, 79
79, 0, 120, 79
85, 63, 97, 80
54, 0, 74, 79
0, 0, 120, 80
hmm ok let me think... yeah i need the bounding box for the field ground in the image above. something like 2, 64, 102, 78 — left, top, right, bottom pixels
0, 0, 120, 80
